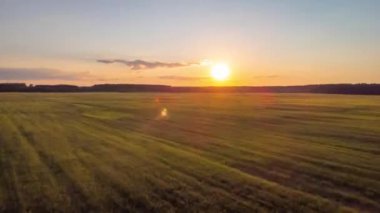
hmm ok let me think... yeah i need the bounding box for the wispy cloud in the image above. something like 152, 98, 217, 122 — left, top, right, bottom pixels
0, 67, 86, 80
158, 75, 208, 81
97, 59, 198, 70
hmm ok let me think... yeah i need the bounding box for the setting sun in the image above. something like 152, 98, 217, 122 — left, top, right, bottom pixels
211, 63, 230, 81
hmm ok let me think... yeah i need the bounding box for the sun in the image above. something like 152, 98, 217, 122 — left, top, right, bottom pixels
210, 63, 230, 81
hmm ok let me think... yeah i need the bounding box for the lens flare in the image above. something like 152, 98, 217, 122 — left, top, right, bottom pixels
160, 108, 168, 117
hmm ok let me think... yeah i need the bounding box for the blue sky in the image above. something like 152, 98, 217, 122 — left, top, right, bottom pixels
0, 0, 379, 85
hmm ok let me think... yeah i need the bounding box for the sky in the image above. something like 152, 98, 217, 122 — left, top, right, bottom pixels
0, 0, 379, 86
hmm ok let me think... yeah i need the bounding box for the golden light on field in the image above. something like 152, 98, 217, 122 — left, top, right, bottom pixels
211, 63, 230, 81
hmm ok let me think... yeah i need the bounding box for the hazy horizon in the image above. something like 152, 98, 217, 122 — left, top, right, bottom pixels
1, 0, 379, 86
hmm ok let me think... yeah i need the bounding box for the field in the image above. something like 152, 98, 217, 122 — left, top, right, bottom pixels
0, 93, 379, 212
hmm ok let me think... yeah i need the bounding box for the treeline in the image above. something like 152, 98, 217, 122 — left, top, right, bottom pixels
0, 83, 379, 95
0, 83, 171, 92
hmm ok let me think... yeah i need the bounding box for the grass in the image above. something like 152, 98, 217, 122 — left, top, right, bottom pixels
0, 93, 379, 212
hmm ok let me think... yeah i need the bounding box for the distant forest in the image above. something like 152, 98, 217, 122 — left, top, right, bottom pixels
0, 83, 380, 95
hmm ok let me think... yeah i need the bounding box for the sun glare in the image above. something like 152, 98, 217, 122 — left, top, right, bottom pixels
211, 63, 230, 81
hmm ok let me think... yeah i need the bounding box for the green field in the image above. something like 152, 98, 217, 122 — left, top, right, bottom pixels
0, 93, 379, 212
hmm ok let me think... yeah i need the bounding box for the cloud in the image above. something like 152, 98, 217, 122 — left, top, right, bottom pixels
97, 59, 198, 70
158, 75, 208, 81
0, 67, 86, 80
